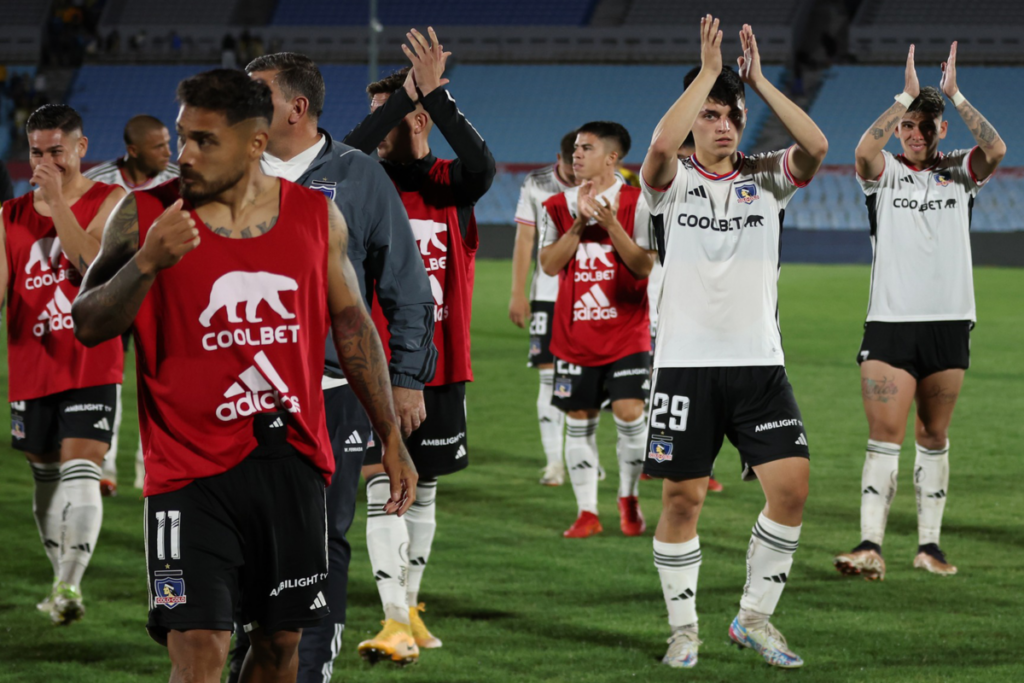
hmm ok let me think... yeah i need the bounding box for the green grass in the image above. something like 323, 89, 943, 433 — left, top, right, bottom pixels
1, 262, 1022, 682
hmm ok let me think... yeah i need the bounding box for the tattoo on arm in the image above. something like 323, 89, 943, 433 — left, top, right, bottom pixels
869, 103, 905, 140
957, 102, 1001, 150
72, 193, 152, 345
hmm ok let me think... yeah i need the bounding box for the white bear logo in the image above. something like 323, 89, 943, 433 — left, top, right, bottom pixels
575, 243, 615, 270
409, 219, 447, 256
25, 237, 64, 274
199, 271, 299, 328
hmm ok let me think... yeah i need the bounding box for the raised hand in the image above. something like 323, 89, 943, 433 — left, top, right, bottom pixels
31, 163, 64, 206
940, 41, 959, 100
905, 44, 920, 98
700, 15, 723, 76
402, 27, 452, 98
590, 191, 621, 232
737, 24, 763, 86
136, 199, 199, 274
576, 180, 597, 222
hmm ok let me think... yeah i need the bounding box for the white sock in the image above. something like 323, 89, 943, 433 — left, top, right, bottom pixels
537, 369, 565, 468
365, 473, 410, 624
740, 513, 800, 618
30, 462, 64, 578
58, 460, 104, 588
614, 415, 646, 498
405, 478, 437, 607
915, 441, 950, 547
134, 437, 146, 490
565, 416, 600, 515
654, 537, 701, 630
860, 439, 900, 546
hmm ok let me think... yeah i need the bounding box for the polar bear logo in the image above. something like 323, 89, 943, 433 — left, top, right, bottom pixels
25, 237, 64, 274
410, 219, 447, 256
199, 271, 299, 328
574, 243, 615, 270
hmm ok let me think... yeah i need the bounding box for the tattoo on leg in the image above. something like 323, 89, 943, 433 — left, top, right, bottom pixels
862, 376, 899, 403
924, 385, 959, 405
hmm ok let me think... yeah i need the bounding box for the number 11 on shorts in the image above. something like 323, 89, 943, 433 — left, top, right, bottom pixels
650, 393, 690, 431
155, 510, 181, 560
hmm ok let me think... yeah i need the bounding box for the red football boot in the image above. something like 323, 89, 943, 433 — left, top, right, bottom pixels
707, 477, 724, 492
563, 511, 603, 538
618, 496, 647, 536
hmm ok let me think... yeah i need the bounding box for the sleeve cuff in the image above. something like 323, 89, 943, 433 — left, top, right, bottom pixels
783, 146, 813, 188
390, 373, 425, 391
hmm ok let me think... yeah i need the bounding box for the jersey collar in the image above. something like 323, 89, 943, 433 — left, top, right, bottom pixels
690, 151, 745, 181
896, 151, 945, 172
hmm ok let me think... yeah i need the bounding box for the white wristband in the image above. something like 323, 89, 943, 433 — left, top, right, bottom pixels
951, 91, 966, 107
895, 92, 914, 108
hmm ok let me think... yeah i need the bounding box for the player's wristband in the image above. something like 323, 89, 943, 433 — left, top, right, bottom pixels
894, 92, 914, 108
951, 91, 967, 107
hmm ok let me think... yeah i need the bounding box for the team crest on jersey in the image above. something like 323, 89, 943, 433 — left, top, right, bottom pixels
529, 338, 541, 356
554, 379, 572, 399
735, 184, 759, 204
11, 416, 25, 440
310, 180, 337, 200
649, 438, 674, 463
933, 171, 952, 187
153, 571, 187, 609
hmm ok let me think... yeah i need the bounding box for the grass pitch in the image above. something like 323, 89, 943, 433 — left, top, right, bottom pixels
0, 262, 1022, 682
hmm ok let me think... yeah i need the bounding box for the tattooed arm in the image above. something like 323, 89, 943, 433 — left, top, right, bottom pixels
325, 198, 417, 515
72, 195, 199, 346
939, 42, 1006, 182
856, 45, 919, 180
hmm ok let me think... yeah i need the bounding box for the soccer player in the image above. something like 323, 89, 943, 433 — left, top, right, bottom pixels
243, 52, 436, 683
343, 28, 494, 664
1, 104, 126, 624
85, 114, 179, 494
71, 69, 417, 683
539, 121, 654, 539
833, 43, 1005, 581
638, 18, 828, 668
509, 131, 577, 486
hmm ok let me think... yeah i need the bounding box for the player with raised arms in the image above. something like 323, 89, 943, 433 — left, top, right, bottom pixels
71, 69, 416, 683
638, 17, 828, 669
833, 42, 1005, 581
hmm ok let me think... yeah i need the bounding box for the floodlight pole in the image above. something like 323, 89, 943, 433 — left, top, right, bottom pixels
369, 0, 381, 84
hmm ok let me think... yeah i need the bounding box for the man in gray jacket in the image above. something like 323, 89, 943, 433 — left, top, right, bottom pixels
228, 53, 436, 683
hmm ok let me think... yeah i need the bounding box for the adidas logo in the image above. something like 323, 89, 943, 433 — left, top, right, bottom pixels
670, 588, 695, 601
927, 489, 947, 499
573, 284, 618, 322
455, 444, 467, 459
70, 542, 93, 554
309, 591, 326, 610
345, 431, 362, 445
216, 351, 300, 422
268, 417, 284, 428
900, 175, 913, 183
92, 418, 111, 431
795, 433, 808, 446
33, 288, 74, 337
863, 485, 880, 495
373, 570, 392, 582
687, 186, 708, 199
410, 556, 427, 567
44, 539, 59, 549
764, 573, 788, 584
570, 461, 595, 471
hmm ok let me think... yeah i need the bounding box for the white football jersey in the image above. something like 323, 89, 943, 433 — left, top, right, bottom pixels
515, 165, 574, 303
84, 159, 179, 191
858, 149, 984, 323
639, 149, 806, 368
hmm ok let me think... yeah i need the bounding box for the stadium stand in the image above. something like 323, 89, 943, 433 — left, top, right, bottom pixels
100, 0, 238, 26
624, 0, 807, 26
271, 0, 596, 26
0, 0, 49, 62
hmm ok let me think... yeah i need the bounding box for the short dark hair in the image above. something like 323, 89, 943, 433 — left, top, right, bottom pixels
246, 52, 326, 120
123, 114, 166, 146
907, 86, 945, 119
683, 66, 745, 110
367, 67, 409, 100
576, 121, 631, 159
560, 130, 577, 158
176, 69, 273, 126
26, 104, 83, 135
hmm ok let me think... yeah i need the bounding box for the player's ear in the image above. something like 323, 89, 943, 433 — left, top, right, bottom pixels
77, 134, 89, 159
291, 95, 309, 124
939, 119, 948, 139
252, 128, 269, 157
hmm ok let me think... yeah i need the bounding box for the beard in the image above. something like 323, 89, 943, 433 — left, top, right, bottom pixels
179, 165, 246, 204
